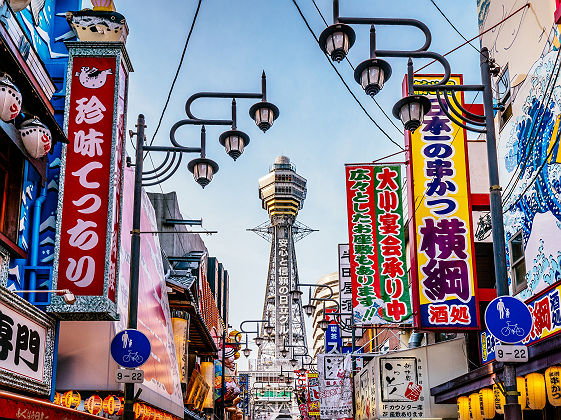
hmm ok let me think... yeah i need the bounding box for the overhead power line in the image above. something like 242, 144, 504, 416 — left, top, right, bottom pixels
428, 0, 480, 53
290, 0, 405, 151
148, 0, 203, 149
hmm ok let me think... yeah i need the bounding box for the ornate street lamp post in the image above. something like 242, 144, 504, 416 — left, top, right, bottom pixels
123, 75, 279, 420
319, 1, 518, 419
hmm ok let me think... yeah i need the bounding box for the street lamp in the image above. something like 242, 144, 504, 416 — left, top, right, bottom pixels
289, 357, 298, 367
303, 302, 315, 317
318, 318, 330, 332
124, 76, 279, 420
320, 1, 518, 418
254, 336, 264, 347
289, 289, 303, 302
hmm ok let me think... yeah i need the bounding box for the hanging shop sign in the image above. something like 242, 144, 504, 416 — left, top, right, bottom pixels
307, 372, 320, 416
545, 366, 561, 406
406, 74, 480, 330
345, 164, 412, 325
0, 288, 55, 396
51, 42, 131, 320
480, 280, 561, 363
186, 369, 210, 411
338, 244, 354, 337
317, 354, 352, 419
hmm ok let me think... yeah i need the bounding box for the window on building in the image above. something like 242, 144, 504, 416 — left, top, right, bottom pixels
0, 136, 24, 245
496, 65, 513, 130
509, 230, 527, 295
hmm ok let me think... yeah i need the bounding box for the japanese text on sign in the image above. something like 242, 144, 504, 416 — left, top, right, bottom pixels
345, 164, 412, 325
57, 56, 122, 302
407, 75, 479, 330
276, 235, 290, 342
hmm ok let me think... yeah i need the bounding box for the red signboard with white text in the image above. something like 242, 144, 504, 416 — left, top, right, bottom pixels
51, 46, 130, 320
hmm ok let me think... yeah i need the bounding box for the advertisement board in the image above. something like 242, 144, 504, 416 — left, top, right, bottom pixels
345, 164, 412, 325
307, 372, 320, 416
405, 75, 480, 330
0, 288, 55, 395
317, 354, 352, 419
51, 43, 131, 319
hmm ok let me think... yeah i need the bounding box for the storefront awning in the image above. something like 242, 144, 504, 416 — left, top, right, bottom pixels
431, 333, 561, 403
0, 390, 102, 420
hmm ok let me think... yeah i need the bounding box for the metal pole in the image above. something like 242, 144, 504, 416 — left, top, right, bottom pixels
480, 47, 521, 420
123, 114, 146, 420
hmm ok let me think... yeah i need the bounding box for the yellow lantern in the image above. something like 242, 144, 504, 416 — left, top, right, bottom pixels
62, 390, 81, 409
103, 395, 121, 415
457, 396, 470, 420
469, 393, 483, 420
479, 388, 495, 419
493, 384, 505, 415
84, 395, 103, 415
516, 376, 528, 409
546, 366, 561, 406
526, 372, 546, 410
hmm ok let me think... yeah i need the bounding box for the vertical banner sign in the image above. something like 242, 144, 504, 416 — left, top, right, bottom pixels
51, 43, 131, 319
338, 244, 354, 338
276, 231, 291, 352
307, 372, 320, 416
345, 164, 412, 325
406, 74, 480, 330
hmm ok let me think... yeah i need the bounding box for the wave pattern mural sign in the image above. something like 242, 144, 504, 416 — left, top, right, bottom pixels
406, 75, 480, 330
345, 164, 412, 325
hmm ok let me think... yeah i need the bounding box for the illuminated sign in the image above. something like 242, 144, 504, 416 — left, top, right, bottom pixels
406, 75, 480, 330
345, 164, 412, 325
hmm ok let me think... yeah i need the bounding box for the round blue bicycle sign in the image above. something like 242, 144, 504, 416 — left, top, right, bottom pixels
110, 329, 151, 368
484, 296, 533, 344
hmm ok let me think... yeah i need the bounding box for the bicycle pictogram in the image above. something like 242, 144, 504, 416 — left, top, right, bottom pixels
122, 350, 144, 364
500, 321, 526, 337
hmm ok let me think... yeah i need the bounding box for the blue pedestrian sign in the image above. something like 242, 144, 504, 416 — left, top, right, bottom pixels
485, 296, 533, 344
110, 329, 151, 368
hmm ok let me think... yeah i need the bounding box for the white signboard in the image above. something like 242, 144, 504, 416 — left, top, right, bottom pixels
495, 345, 528, 362
317, 354, 352, 419
338, 244, 362, 338
379, 357, 425, 417
0, 288, 55, 395
116, 368, 144, 383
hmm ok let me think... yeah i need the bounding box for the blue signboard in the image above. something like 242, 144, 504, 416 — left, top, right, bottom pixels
325, 324, 342, 353
110, 329, 151, 368
485, 296, 533, 344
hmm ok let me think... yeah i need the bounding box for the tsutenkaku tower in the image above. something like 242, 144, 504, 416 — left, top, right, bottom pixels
256, 156, 309, 369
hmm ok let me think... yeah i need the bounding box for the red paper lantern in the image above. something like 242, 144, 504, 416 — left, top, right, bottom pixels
103, 395, 121, 415
0, 73, 22, 122
84, 395, 103, 415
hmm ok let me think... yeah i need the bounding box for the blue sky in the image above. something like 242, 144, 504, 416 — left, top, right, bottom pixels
110, 0, 480, 362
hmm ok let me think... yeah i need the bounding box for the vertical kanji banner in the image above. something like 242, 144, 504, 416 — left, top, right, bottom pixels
51, 44, 131, 320
406, 74, 480, 330
345, 164, 412, 325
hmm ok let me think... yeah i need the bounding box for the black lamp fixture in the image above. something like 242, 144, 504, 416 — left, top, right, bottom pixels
219, 129, 249, 161
319, 23, 356, 62
243, 347, 252, 358
290, 357, 298, 367
354, 57, 392, 97
280, 347, 289, 358
289, 289, 303, 302
318, 318, 330, 331
186, 127, 219, 188
254, 336, 264, 347
265, 323, 274, 336
303, 302, 315, 317
249, 72, 280, 132
392, 94, 432, 133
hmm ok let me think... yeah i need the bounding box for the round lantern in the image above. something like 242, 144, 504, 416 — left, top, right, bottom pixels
546, 366, 561, 406
457, 396, 470, 420
517, 376, 528, 409
469, 393, 483, 420
84, 395, 103, 415
141, 404, 153, 420
62, 390, 81, 409
478, 388, 495, 419
18, 117, 52, 158
493, 384, 505, 415
103, 395, 121, 415
526, 372, 546, 410
0, 73, 22, 122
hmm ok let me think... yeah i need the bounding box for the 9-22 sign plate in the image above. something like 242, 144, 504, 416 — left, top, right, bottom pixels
495, 345, 528, 363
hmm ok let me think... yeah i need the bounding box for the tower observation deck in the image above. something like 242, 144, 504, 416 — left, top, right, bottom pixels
245, 156, 312, 419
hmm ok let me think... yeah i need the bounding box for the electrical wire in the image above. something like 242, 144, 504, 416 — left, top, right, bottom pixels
311, 0, 404, 136
147, 0, 203, 150
428, 0, 480, 53
290, 0, 404, 151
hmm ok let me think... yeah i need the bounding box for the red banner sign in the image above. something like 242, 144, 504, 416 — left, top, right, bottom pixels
53, 49, 128, 319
